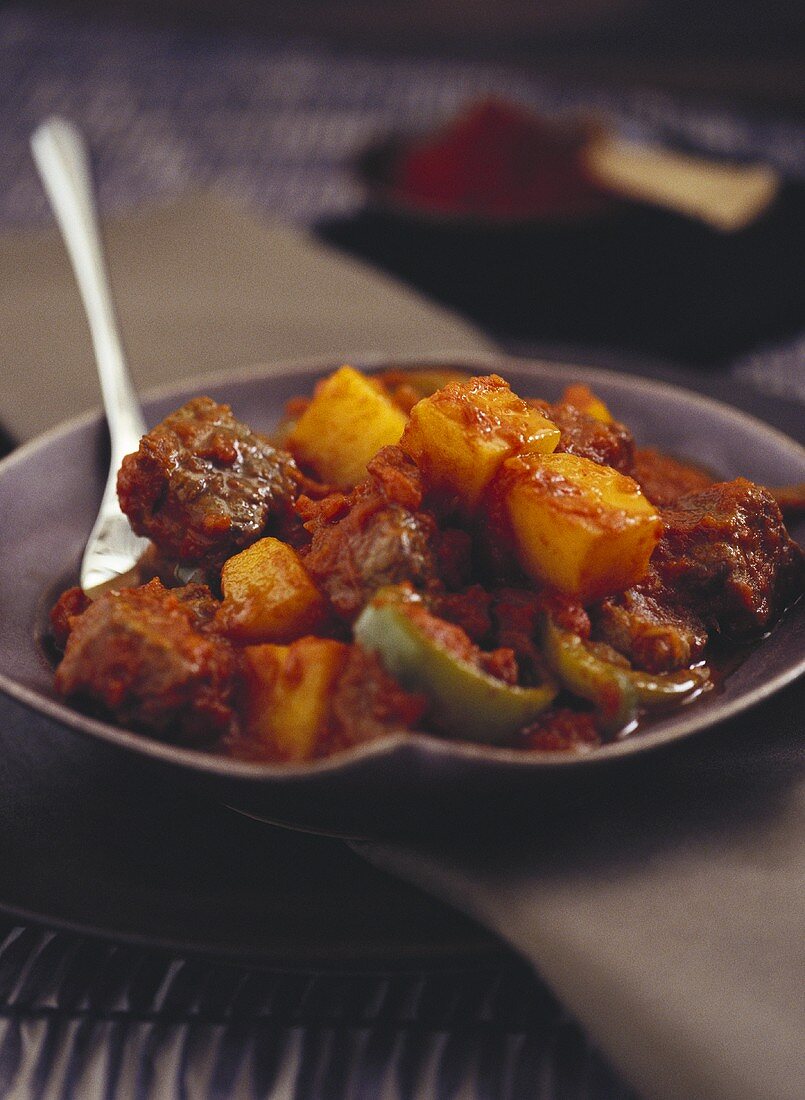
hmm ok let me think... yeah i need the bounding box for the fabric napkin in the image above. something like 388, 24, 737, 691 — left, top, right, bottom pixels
358, 680, 805, 1100
3, 196, 803, 1100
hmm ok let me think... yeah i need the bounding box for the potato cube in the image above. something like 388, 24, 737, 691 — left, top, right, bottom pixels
241, 638, 348, 761
560, 384, 614, 424
400, 374, 560, 510
499, 452, 661, 600
287, 365, 408, 488
218, 538, 325, 643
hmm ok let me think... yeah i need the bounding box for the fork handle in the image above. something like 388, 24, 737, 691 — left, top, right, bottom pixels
30, 117, 146, 465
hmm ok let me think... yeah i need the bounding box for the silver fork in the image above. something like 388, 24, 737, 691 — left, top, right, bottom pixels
31, 117, 150, 592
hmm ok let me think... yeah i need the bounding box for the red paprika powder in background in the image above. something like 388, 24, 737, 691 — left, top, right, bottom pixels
387, 98, 609, 221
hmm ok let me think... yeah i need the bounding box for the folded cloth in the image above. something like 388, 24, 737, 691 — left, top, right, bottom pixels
356, 681, 805, 1100
0, 194, 488, 443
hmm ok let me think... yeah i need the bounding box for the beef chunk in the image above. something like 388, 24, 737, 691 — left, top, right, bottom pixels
431, 585, 493, 643
593, 567, 709, 672
632, 447, 714, 507
490, 588, 590, 683
652, 479, 804, 640
54, 579, 236, 744
327, 645, 427, 751
118, 397, 299, 568
517, 708, 601, 752
297, 446, 441, 621
529, 398, 635, 473
50, 586, 91, 650
170, 581, 223, 627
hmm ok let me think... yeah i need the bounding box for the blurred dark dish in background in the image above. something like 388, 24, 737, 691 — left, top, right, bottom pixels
337, 96, 803, 363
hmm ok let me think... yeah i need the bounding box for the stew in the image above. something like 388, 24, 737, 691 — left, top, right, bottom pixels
50, 368, 804, 761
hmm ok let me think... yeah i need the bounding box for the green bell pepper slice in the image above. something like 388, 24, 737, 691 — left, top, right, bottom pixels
541, 616, 710, 735
354, 589, 557, 743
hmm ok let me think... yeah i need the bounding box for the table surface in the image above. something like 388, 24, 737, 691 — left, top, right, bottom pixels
1, 4, 802, 1098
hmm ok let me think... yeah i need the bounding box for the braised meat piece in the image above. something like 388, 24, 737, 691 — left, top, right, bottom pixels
528, 397, 635, 473
50, 586, 91, 650
431, 584, 493, 643
327, 645, 427, 752
632, 447, 714, 507
489, 587, 590, 683
297, 446, 441, 621
171, 581, 223, 627
592, 567, 709, 672
652, 479, 805, 640
55, 579, 236, 744
517, 708, 601, 752
117, 397, 299, 568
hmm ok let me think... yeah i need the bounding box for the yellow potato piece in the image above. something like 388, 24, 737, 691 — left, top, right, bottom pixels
241, 638, 348, 761
218, 538, 325, 643
500, 452, 662, 601
287, 365, 408, 488
560, 383, 614, 424
400, 374, 560, 511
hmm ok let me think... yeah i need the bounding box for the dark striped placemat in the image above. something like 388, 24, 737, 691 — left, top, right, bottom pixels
0, 923, 638, 1099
